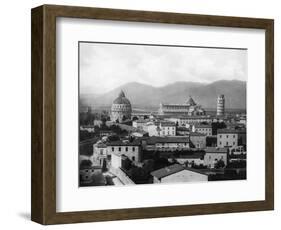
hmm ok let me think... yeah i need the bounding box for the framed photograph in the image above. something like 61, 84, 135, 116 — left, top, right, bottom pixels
31, 4, 274, 225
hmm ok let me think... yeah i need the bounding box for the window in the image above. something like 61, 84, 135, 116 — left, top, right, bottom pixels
233, 142, 235, 145
233, 135, 235, 138
220, 135, 222, 138
112, 147, 114, 152
119, 147, 121, 151
132, 147, 135, 151
125, 147, 128, 152
219, 142, 222, 145
226, 135, 228, 138
226, 142, 228, 146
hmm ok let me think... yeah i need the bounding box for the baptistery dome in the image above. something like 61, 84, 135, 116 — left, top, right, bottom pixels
110, 90, 132, 122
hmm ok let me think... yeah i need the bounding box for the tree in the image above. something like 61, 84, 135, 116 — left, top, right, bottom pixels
132, 116, 138, 121
214, 159, 225, 169
80, 160, 92, 169
102, 159, 107, 172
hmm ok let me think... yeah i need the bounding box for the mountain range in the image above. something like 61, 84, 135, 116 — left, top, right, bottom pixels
80, 80, 246, 109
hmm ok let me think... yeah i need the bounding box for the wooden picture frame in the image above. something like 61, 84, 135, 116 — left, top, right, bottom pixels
31, 4, 274, 225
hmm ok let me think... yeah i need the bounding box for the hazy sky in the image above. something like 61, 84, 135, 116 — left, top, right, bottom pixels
79, 42, 247, 95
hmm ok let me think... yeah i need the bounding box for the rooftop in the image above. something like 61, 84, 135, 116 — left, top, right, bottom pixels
95, 143, 107, 148
217, 128, 246, 134
146, 136, 189, 144
176, 127, 189, 131
195, 124, 212, 128
151, 164, 185, 179
177, 152, 205, 159
151, 164, 207, 179
205, 147, 228, 153
190, 132, 206, 136
107, 140, 141, 146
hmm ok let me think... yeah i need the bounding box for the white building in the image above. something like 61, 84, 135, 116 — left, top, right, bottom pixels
217, 129, 239, 148
192, 123, 212, 136
143, 121, 176, 137
132, 119, 149, 129
151, 164, 208, 183
106, 140, 142, 162
204, 147, 228, 168
144, 136, 190, 151
92, 142, 108, 165
166, 116, 212, 127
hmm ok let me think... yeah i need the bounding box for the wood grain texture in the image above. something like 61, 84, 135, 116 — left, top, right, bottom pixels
31, 4, 274, 225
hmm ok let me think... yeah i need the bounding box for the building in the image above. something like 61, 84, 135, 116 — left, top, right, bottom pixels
143, 121, 176, 137
217, 95, 225, 116
190, 132, 206, 149
143, 136, 190, 151
92, 142, 108, 165
217, 128, 246, 149
176, 126, 190, 136
175, 152, 205, 166
151, 164, 208, 183
158, 96, 206, 116
110, 90, 132, 122
80, 125, 95, 133
157, 121, 176, 136
166, 116, 212, 127
132, 119, 149, 129
107, 140, 142, 162
192, 123, 212, 136
111, 153, 130, 169
204, 147, 228, 168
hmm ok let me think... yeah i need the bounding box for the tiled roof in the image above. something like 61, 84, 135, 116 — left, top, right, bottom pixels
95, 143, 107, 148
190, 132, 206, 136
107, 140, 141, 146
151, 164, 208, 179
217, 128, 246, 134
177, 152, 205, 159
195, 124, 212, 128
205, 147, 228, 153
151, 164, 184, 179
146, 136, 189, 144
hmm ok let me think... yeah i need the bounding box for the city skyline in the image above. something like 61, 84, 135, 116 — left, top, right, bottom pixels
80, 42, 247, 95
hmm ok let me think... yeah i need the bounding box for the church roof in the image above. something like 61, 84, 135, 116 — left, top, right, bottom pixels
113, 90, 131, 105
186, 96, 196, 106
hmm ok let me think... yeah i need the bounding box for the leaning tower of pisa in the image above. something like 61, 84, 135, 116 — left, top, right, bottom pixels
217, 95, 225, 116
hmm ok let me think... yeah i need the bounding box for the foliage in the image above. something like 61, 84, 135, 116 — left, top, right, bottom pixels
214, 159, 225, 169
80, 160, 92, 168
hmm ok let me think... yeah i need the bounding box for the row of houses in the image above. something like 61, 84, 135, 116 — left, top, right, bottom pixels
92, 137, 228, 169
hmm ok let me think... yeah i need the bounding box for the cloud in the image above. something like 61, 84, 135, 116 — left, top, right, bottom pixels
79, 42, 247, 94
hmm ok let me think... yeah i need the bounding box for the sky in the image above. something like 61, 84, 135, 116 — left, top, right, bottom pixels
79, 42, 247, 95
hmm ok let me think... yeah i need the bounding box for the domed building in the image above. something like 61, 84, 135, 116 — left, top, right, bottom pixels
110, 90, 132, 122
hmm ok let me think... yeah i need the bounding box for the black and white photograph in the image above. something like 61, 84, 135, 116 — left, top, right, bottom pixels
78, 42, 247, 187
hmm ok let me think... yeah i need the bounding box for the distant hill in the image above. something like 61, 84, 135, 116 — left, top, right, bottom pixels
80, 80, 246, 109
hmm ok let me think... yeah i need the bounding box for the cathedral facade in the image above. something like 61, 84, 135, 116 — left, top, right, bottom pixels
158, 96, 206, 116
110, 90, 132, 122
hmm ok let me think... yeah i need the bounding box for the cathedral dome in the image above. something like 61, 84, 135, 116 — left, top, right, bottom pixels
113, 90, 131, 105
111, 90, 132, 122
